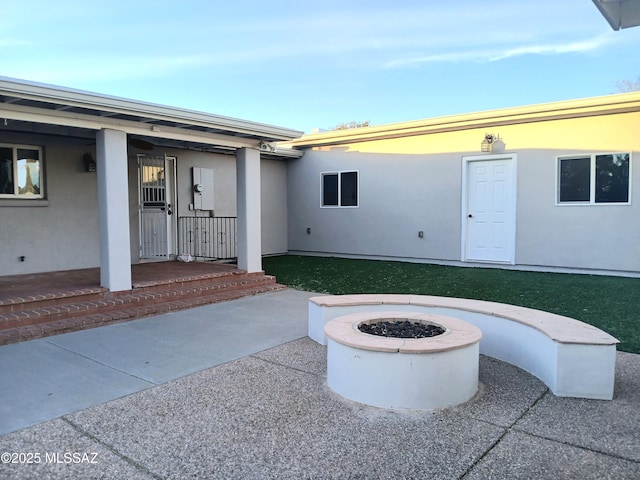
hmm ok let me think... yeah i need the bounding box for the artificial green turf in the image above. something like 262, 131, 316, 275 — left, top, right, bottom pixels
263, 255, 640, 354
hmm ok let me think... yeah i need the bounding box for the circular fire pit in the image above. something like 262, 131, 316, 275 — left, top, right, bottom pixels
324, 311, 482, 410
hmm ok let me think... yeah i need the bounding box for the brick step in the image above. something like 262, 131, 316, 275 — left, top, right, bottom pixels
0, 269, 263, 314
130, 269, 263, 290
0, 282, 287, 346
0, 287, 109, 315
0, 274, 279, 329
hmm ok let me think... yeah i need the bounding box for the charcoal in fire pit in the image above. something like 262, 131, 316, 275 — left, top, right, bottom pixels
358, 320, 445, 339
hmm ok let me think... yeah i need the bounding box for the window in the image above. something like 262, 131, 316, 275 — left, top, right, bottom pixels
321, 171, 358, 207
322, 172, 339, 206
0, 144, 44, 199
558, 153, 630, 204
596, 154, 630, 203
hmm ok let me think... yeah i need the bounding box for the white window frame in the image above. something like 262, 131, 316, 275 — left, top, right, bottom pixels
556, 152, 631, 205
0, 143, 45, 200
320, 170, 359, 208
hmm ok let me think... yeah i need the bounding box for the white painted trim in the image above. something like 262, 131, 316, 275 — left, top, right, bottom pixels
167, 156, 178, 256
461, 154, 517, 265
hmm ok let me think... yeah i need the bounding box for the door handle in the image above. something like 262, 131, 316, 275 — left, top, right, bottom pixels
468, 214, 473, 218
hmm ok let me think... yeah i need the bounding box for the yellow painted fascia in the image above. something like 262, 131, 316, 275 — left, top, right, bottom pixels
290, 92, 640, 148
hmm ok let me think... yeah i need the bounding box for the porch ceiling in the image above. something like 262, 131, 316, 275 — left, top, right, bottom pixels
0, 76, 303, 158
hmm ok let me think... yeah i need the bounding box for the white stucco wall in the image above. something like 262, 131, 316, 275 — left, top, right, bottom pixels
261, 159, 288, 256
287, 149, 463, 262
125, 149, 288, 262
0, 133, 100, 275
172, 150, 238, 218
1, 134, 289, 275
288, 113, 640, 273
4, 99, 636, 276
515, 149, 640, 272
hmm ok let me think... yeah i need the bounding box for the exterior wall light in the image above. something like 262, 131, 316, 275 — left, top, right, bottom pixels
481, 134, 495, 152
84, 152, 96, 172
481, 134, 505, 153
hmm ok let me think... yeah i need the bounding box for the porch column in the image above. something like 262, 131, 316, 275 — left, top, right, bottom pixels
96, 128, 132, 291
236, 147, 262, 272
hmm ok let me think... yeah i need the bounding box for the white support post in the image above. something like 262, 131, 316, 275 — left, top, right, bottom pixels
96, 129, 132, 291
236, 147, 262, 272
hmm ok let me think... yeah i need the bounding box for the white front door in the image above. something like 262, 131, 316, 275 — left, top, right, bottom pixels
138, 154, 176, 259
463, 155, 516, 263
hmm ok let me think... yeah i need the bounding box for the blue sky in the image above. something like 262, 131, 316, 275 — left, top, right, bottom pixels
2, 0, 640, 133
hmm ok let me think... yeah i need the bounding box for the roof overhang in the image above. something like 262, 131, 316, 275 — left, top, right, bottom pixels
592, 0, 640, 30
0, 77, 303, 158
288, 92, 640, 148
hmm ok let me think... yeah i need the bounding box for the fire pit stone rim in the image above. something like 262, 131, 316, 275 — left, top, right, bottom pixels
324, 311, 482, 354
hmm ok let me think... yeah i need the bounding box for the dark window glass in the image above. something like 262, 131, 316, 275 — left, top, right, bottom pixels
595, 154, 629, 203
340, 171, 358, 206
322, 173, 338, 206
559, 157, 590, 202
0, 147, 14, 195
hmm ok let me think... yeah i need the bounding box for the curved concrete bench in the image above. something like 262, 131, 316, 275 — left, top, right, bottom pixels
308, 294, 619, 400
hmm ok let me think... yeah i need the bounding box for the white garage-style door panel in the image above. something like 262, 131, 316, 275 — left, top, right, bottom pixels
463, 155, 516, 264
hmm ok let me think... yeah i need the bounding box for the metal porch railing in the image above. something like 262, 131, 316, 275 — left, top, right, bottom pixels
178, 216, 237, 260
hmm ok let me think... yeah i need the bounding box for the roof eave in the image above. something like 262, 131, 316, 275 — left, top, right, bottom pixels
289, 92, 640, 148
591, 0, 640, 30
0, 76, 303, 141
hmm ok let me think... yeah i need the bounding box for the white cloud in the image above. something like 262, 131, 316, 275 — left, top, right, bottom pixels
488, 35, 613, 61
381, 34, 615, 69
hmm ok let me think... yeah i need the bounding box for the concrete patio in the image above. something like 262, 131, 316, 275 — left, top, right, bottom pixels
1, 289, 639, 479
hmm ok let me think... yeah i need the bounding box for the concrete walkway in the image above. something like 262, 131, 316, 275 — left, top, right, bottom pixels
0, 289, 639, 479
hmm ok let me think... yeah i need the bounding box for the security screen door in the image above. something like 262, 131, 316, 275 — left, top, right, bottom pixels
138, 155, 176, 259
